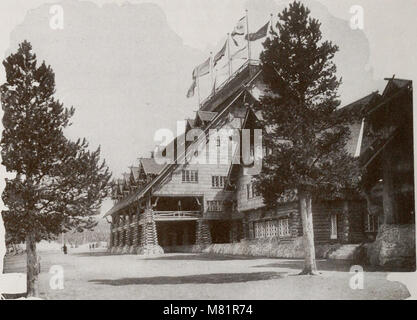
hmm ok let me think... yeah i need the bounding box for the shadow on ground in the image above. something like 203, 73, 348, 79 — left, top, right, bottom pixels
143, 254, 262, 261
89, 271, 285, 286
71, 251, 113, 258
252, 259, 415, 272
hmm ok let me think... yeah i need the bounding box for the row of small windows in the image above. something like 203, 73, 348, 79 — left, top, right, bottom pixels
207, 200, 224, 212
246, 183, 261, 199
212, 176, 226, 188
181, 170, 227, 189
365, 213, 379, 233
182, 170, 198, 183
249, 218, 291, 239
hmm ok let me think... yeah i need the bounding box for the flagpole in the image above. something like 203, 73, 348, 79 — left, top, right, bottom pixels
246, 9, 251, 64
227, 33, 232, 77
197, 69, 201, 108
210, 51, 214, 92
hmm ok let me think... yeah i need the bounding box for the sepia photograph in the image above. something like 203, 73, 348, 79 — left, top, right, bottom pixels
0, 0, 416, 305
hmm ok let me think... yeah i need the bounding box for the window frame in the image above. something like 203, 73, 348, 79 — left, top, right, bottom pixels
330, 214, 338, 239
182, 169, 198, 183
207, 200, 224, 212
211, 175, 226, 188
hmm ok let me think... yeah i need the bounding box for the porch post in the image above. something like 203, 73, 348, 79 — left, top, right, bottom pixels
118, 214, 126, 254
241, 220, 248, 240
196, 219, 212, 246
131, 203, 140, 253
137, 195, 164, 255
109, 227, 114, 251
122, 212, 131, 254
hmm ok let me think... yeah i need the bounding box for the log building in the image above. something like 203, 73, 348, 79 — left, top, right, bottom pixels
104, 61, 414, 258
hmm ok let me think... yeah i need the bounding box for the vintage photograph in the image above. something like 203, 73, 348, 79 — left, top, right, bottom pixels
0, 0, 415, 302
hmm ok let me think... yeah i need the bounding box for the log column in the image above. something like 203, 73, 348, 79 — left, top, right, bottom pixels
118, 214, 126, 254
196, 219, 212, 246
109, 226, 114, 252
242, 220, 249, 240
123, 212, 132, 254
113, 214, 120, 253
130, 205, 140, 254
137, 195, 164, 255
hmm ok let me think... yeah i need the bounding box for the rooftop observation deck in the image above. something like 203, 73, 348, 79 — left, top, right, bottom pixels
199, 59, 261, 113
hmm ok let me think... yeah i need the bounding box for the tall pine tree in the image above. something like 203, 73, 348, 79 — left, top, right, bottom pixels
1, 41, 111, 295
255, 2, 359, 274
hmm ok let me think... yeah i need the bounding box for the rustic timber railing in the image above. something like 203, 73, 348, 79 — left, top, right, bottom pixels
153, 211, 201, 221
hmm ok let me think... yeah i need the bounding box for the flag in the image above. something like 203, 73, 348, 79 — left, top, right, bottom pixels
231, 16, 247, 46
246, 21, 269, 41
186, 80, 196, 98
193, 57, 210, 78
213, 40, 227, 67
186, 57, 210, 98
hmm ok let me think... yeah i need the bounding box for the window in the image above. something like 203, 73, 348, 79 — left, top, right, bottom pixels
212, 176, 226, 188
254, 220, 281, 239
366, 214, 379, 232
247, 184, 253, 199
278, 218, 290, 237
182, 170, 198, 183
330, 214, 338, 239
207, 200, 224, 212
246, 183, 260, 199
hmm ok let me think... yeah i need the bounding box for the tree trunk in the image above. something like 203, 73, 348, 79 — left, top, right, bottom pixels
299, 190, 318, 275
26, 232, 39, 297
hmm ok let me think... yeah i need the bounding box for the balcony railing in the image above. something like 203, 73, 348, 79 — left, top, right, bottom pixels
153, 210, 202, 221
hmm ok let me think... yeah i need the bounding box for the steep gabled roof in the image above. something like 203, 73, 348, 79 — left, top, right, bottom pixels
103, 89, 249, 217
139, 158, 164, 175
186, 118, 197, 129
130, 166, 140, 181
382, 77, 412, 98
341, 91, 380, 115
197, 111, 217, 122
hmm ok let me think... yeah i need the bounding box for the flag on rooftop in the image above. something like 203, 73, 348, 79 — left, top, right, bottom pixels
186, 79, 197, 98
231, 16, 247, 46
213, 39, 227, 67
186, 57, 210, 98
246, 21, 269, 41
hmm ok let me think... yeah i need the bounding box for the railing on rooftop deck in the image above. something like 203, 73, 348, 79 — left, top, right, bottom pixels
199, 59, 260, 109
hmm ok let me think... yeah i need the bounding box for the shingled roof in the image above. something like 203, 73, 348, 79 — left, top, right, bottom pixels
341, 91, 380, 115
186, 118, 197, 129
139, 157, 164, 175
197, 111, 217, 122
103, 89, 248, 217
130, 166, 140, 180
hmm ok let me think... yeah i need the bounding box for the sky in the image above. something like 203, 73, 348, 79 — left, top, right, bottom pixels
0, 0, 416, 216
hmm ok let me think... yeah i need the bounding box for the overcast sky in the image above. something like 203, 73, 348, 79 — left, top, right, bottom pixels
0, 0, 416, 215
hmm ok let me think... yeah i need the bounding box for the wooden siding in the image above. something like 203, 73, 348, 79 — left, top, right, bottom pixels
236, 168, 264, 212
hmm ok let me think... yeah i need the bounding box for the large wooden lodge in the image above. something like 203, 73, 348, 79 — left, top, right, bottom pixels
104, 61, 414, 259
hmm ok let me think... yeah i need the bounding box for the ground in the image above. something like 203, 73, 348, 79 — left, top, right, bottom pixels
3, 249, 411, 300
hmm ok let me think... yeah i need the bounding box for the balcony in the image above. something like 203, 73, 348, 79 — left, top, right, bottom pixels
153, 211, 201, 221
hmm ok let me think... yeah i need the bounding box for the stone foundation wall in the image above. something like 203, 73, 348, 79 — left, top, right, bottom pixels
169, 237, 342, 259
